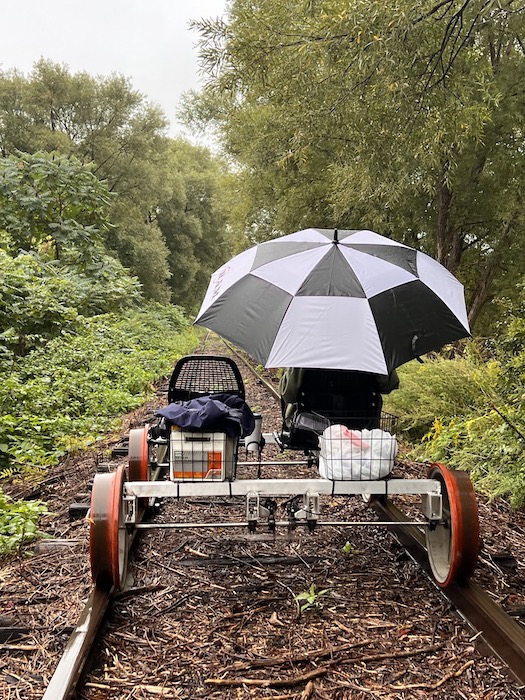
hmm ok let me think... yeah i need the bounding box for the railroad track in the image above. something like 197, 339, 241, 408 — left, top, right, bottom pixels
375, 499, 525, 686
42, 347, 525, 699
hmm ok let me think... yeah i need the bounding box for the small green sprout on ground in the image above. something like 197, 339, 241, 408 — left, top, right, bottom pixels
0, 488, 49, 555
341, 540, 360, 556
294, 583, 330, 615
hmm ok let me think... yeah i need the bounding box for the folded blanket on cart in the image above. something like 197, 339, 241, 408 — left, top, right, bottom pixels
156, 393, 255, 438
319, 424, 397, 480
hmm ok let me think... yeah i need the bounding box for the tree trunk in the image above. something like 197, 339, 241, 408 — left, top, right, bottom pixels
467, 262, 498, 329
435, 172, 454, 268
467, 221, 513, 328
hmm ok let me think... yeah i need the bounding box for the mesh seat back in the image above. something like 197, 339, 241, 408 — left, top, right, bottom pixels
168, 355, 245, 403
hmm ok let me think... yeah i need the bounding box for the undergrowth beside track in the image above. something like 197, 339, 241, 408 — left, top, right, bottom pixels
0, 304, 198, 477
386, 339, 525, 509
0, 304, 198, 552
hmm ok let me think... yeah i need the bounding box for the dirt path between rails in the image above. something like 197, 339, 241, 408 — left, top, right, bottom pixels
1, 334, 525, 699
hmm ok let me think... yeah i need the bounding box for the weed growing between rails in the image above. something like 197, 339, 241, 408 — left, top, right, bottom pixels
294, 583, 331, 615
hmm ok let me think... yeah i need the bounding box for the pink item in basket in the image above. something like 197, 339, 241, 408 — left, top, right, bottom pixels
342, 426, 370, 450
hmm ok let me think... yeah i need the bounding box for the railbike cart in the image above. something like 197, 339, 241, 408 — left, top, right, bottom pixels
89, 354, 480, 592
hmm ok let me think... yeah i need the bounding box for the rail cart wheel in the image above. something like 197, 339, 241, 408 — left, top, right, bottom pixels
128, 426, 149, 482
426, 462, 479, 588
90, 464, 129, 591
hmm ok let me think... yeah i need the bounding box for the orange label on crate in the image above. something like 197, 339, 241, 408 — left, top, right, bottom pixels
208, 452, 222, 472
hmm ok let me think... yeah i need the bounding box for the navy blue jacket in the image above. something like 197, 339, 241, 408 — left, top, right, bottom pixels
156, 393, 255, 437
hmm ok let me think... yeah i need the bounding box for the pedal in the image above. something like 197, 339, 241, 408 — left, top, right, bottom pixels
288, 493, 320, 531
245, 494, 276, 532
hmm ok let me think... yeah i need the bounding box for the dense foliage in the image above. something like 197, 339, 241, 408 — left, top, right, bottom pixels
0, 302, 197, 556
187, 0, 525, 331
0, 148, 200, 551
0, 152, 198, 476
0, 306, 196, 476
386, 317, 525, 508
0, 60, 232, 308
0, 152, 143, 357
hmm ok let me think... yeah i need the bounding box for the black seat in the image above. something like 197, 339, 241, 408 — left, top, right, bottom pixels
283, 369, 383, 450
168, 354, 245, 403
298, 369, 382, 429
155, 355, 248, 480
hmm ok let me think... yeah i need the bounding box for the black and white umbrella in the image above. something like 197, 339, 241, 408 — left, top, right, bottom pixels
195, 228, 470, 374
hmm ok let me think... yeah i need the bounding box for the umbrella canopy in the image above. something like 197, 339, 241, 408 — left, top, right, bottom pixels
195, 228, 470, 375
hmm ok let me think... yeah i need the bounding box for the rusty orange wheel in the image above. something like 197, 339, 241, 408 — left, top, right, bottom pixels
426, 462, 480, 588
89, 464, 129, 591
128, 426, 149, 482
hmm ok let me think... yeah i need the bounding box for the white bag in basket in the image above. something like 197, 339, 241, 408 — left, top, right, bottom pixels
319, 424, 397, 480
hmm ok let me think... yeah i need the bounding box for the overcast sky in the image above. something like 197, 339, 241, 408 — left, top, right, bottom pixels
2, 0, 227, 138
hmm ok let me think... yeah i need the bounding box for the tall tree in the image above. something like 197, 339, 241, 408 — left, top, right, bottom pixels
0, 60, 173, 300
156, 140, 230, 311
0, 152, 141, 356
188, 0, 525, 329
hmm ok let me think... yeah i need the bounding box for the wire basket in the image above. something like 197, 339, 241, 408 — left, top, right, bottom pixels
319, 424, 398, 480
380, 411, 398, 434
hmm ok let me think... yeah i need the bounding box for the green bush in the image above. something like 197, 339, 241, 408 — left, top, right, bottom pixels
385, 349, 499, 441
387, 339, 525, 508
0, 249, 143, 358
0, 488, 49, 555
0, 304, 197, 475
417, 411, 525, 508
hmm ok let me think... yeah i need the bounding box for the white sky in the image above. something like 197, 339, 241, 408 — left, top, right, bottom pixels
1, 0, 228, 138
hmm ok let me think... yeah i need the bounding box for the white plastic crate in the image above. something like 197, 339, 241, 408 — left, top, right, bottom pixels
169, 428, 236, 481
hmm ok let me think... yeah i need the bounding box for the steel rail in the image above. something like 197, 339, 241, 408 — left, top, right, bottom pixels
41, 586, 111, 700
42, 409, 166, 698
373, 497, 525, 686
222, 339, 281, 400
41, 508, 146, 700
